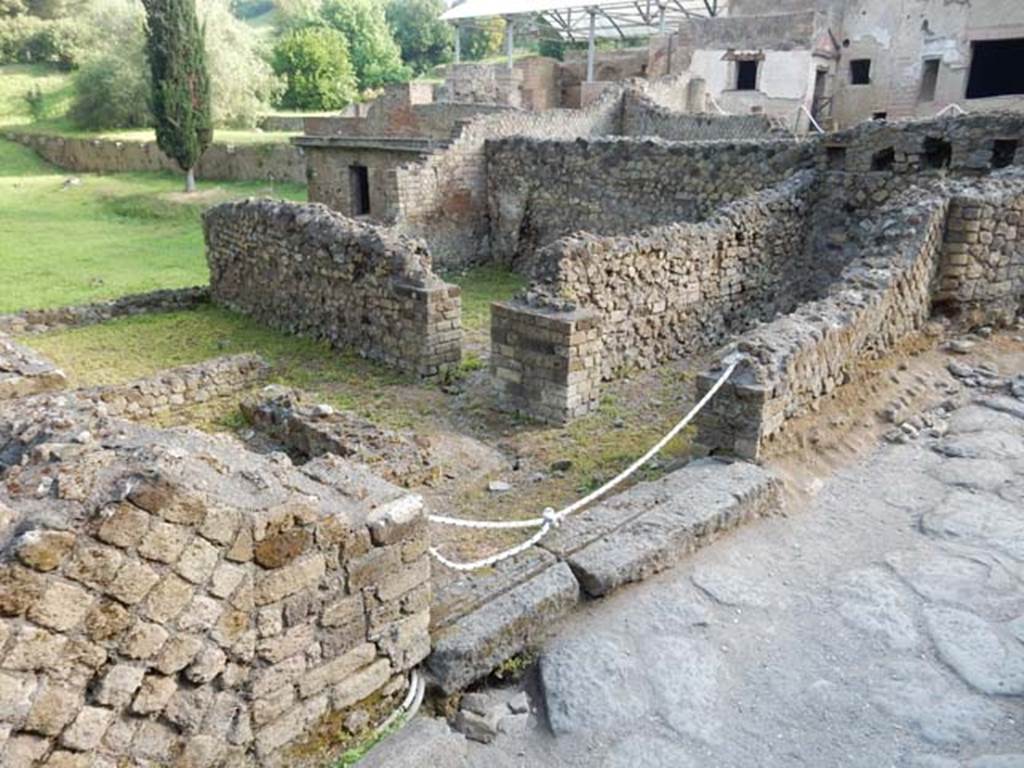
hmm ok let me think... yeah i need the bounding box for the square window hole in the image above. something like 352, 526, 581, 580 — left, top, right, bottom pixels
871, 147, 895, 171
850, 59, 872, 85
992, 139, 1019, 168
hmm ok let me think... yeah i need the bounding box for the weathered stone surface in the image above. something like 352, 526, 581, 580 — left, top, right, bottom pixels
924, 606, 1024, 695
59, 706, 113, 751
27, 580, 93, 631
428, 562, 580, 693
357, 716, 469, 768
565, 460, 780, 596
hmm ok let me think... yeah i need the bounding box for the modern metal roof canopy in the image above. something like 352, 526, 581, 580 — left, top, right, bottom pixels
441, 0, 723, 81
441, 0, 724, 40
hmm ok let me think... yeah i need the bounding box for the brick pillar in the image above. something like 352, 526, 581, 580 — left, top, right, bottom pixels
490, 301, 602, 423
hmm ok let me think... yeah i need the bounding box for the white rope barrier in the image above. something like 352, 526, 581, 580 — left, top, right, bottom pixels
936, 103, 968, 117
427, 357, 740, 572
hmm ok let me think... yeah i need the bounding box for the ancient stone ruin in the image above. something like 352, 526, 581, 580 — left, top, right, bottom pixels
2, 61, 1023, 768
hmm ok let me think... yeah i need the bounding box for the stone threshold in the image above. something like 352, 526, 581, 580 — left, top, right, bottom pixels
425, 458, 782, 693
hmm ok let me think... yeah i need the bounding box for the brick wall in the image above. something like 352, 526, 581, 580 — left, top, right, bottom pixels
490, 302, 602, 423
203, 200, 461, 377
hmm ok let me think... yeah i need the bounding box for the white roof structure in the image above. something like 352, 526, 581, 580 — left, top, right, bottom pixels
441, 0, 725, 41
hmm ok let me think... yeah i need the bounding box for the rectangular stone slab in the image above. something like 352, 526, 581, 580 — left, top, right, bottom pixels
426, 561, 580, 694
564, 459, 780, 597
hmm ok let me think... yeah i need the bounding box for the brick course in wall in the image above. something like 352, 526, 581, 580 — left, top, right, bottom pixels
203, 200, 462, 377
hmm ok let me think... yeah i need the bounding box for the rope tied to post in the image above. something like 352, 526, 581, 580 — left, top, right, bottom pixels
427, 357, 741, 572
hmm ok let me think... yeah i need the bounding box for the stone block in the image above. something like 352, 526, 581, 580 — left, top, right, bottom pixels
567, 460, 780, 597
427, 562, 580, 694
254, 554, 326, 606
131, 674, 177, 715
24, 681, 82, 736
27, 580, 93, 631
15, 531, 75, 572
59, 706, 113, 751
298, 643, 376, 698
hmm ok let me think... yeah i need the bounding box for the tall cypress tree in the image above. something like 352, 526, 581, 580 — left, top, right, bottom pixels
142, 0, 212, 193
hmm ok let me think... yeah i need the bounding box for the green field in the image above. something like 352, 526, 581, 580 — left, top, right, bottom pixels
0, 64, 298, 144
0, 138, 305, 312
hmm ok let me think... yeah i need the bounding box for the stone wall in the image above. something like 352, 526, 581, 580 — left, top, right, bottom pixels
819, 112, 1024, 175
620, 87, 789, 141
490, 172, 819, 421
0, 287, 209, 337
5, 133, 306, 185
239, 387, 437, 489
391, 89, 624, 267
0, 398, 430, 767
71, 354, 268, 422
486, 135, 812, 266
0, 335, 66, 401
203, 200, 461, 377
935, 171, 1024, 327
695, 191, 950, 460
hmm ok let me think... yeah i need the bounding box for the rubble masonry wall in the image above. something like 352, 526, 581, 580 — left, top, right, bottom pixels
485, 135, 813, 266
490, 171, 818, 422
203, 200, 462, 377
0, 403, 431, 768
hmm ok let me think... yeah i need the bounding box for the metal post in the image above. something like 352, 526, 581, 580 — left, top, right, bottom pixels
658, 5, 666, 33
454, 23, 460, 63
505, 17, 514, 72
586, 10, 596, 82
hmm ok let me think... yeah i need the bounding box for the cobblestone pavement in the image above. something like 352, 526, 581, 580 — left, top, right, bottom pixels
365, 389, 1024, 768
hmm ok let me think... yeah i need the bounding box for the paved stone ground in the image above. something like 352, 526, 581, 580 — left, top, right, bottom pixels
365, 388, 1024, 768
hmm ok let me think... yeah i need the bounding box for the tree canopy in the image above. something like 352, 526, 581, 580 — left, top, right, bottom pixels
272, 25, 356, 110
319, 0, 408, 89
385, 0, 451, 75
142, 0, 212, 190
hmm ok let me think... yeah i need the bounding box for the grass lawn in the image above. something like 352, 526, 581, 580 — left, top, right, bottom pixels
0, 64, 297, 144
0, 138, 305, 312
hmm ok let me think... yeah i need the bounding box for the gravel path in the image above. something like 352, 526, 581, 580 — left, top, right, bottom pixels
364, 389, 1024, 768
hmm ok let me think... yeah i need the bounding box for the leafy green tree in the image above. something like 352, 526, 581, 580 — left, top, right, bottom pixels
462, 16, 504, 61
272, 25, 356, 109
200, 0, 280, 127
69, 50, 152, 129
385, 0, 451, 75
320, 0, 407, 89
142, 0, 212, 192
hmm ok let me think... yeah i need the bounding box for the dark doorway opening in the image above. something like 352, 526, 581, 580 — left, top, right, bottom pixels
826, 146, 847, 170
871, 147, 895, 171
736, 60, 758, 91
966, 39, 1024, 98
349, 165, 370, 216
919, 59, 940, 102
923, 137, 952, 169
992, 139, 1019, 169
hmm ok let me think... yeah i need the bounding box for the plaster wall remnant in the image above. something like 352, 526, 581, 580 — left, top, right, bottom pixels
0, 394, 431, 768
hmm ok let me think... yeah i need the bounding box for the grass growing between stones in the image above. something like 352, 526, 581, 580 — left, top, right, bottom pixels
0, 138, 304, 312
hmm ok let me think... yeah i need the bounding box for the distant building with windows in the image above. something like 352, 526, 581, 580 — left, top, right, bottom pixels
648, 0, 1024, 130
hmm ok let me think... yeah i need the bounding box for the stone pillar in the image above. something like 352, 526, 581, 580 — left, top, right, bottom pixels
490, 301, 602, 423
